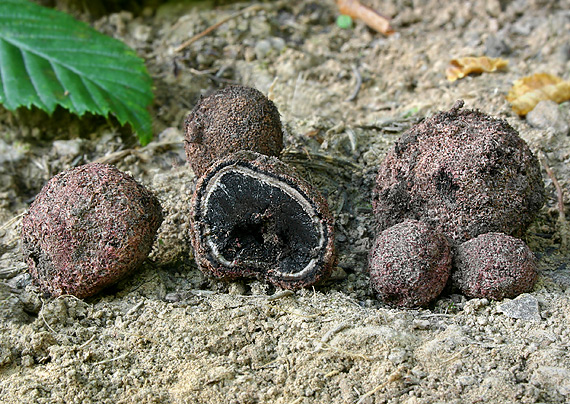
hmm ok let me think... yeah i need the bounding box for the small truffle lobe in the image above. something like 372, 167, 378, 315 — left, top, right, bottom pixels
368, 220, 452, 307
190, 151, 335, 289
21, 163, 163, 298
184, 85, 284, 177
452, 232, 538, 300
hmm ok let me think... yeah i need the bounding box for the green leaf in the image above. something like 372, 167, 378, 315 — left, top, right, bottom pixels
0, 0, 154, 145
336, 15, 353, 29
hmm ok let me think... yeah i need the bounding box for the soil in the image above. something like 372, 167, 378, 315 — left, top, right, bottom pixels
1, 0, 570, 403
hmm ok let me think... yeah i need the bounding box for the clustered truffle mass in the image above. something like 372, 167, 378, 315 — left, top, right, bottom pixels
370, 100, 544, 306
21, 89, 544, 305
185, 86, 336, 289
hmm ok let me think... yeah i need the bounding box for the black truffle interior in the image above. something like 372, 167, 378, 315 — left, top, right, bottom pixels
203, 169, 320, 274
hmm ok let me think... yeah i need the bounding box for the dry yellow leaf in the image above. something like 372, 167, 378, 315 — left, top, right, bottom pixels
446, 56, 508, 82
506, 73, 570, 116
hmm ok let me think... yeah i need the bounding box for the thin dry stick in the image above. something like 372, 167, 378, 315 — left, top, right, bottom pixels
345, 64, 362, 102
0, 212, 24, 231
39, 299, 58, 335
539, 153, 569, 250
266, 290, 294, 301
174, 4, 264, 53
540, 153, 566, 221
356, 368, 403, 404
337, 0, 395, 35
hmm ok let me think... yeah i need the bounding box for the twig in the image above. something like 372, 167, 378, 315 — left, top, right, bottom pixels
174, 4, 264, 53
0, 265, 27, 279
55, 294, 87, 305
94, 352, 130, 366
356, 367, 403, 404
337, 0, 395, 36
266, 304, 321, 319
321, 322, 351, 344
127, 300, 145, 315
539, 153, 566, 221
78, 335, 96, 350
39, 299, 58, 335
539, 153, 569, 250
267, 290, 294, 301
345, 64, 362, 102
92, 141, 180, 165
317, 341, 372, 361
0, 212, 25, 231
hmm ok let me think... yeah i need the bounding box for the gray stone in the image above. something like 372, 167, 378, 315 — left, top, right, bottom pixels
531, 366, 570, 397
526, 100, 569, 136
497, 293, 541, 321
0, 139, 26, 166
52, 139, 84, 158
484, 34, 511, 57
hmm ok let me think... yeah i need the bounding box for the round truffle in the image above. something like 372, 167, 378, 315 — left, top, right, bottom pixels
184, 85, 284, 178
21, 163, 163, 298
190, 151, 335, 290
368, 219, 452, 307
372, 100, 544, 243
452, 232, 538, 300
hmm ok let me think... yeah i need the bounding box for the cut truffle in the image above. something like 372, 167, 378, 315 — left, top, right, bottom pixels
372, 100, 544, 243
21, 163, 163, 298
368, 220, 452, 307
452, 232, 538, 300
184, 85, 284, 178
190, 151, 335, 289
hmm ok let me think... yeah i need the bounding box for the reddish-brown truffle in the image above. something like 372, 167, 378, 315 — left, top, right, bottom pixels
190, 151, 335, 290
368, 219, 452, 307
184, 85, 284, 178
452, 232, 538, 300
21, 163, 163, 298
372, 100, 544, 243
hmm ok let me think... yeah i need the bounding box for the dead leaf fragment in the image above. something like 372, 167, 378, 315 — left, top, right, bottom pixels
337, 0, 394, 36
506, 73, 570, 116
446, 56, 508, 82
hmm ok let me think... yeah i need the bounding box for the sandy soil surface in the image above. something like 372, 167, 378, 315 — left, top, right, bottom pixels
1, 0, 570, 403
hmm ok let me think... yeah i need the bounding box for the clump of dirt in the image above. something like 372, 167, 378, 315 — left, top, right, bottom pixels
453, 232, 539, 300
21, 163, 163, 298
369, 219, 452, 307
184, 85, 284, 177
190, 150, 335, 289
373, 100, 545, 243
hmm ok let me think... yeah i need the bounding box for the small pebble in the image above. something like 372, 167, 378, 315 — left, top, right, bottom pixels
484, 34, 511, 57
497, 293, 541, 321
526, 100, 569, 136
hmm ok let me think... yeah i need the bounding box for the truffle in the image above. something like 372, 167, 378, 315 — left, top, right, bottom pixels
372, 100, 544, 243
21, 163, 163, 298
190, 151, 335, 289
368, 219, 452, 307
184, 85, 284, 177
452, 232, 538, 300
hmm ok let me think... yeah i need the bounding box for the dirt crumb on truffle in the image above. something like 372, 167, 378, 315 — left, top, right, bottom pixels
368, 219, 452, 307
184, 85, 284, 178
21, 163, 163, 298
452, 232, 539, 300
